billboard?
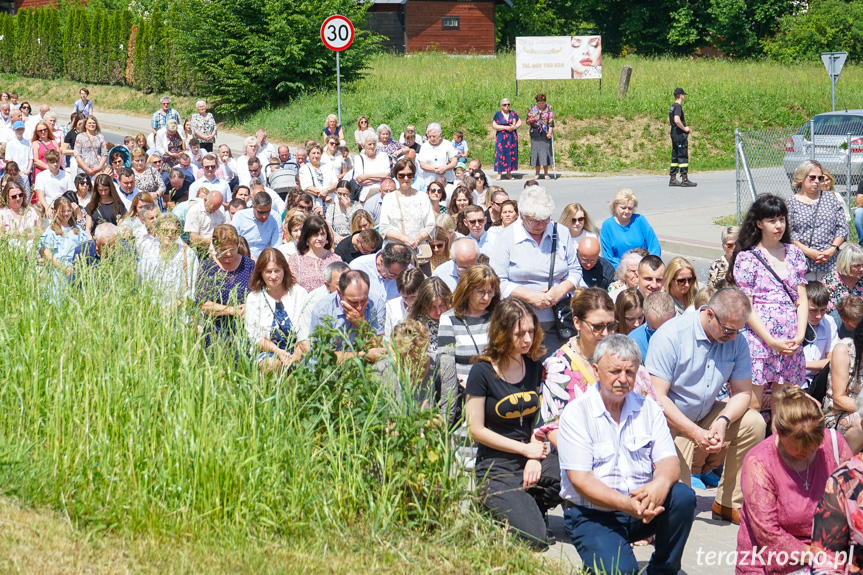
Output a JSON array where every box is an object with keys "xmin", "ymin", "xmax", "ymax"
[{"xmin": 515, "ymin": 36, "xmax": 602, "ymax": 80}]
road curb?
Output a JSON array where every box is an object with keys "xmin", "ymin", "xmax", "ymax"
[{"xmin": 659, "ymin": 238, "xmax": 723, "ymax": 261}]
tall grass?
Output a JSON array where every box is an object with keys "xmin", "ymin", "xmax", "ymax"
[
  {"xmin": 237, "ymin": 53, "xmax": 863, "ymax": 172},
  {"xmin": 0, "ymin": 239, "xmax": 551, "ymax": 571}
]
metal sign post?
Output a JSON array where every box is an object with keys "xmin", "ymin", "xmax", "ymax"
[
  {"xmin": 820, "ymin": 52, "xmax": 848, "ymax": 112},
  {"xmin": 321, "ymin": 15, "xmax": 355, "ymax": 126}
]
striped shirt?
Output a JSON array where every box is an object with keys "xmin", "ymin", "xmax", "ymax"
[
  {"xmin": 557, "ymin": 384, "xmax": 676, "ymax": 511},
  {"xmin": 437, "ymin": 310, "xmax": 491, "ymax": 382}
]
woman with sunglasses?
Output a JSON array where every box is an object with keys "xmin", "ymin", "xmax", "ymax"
[
  {"xmin": 18, "ymin": 102, "xmax": 33, "ymax": 136},
  {"xmin": 71, "ymin": 174, "xmax": 92, "ymax": 228},
  {"xmin": 786, "ymin": 159, "xmax": 848, "ymax": 281},
  {"xmin": 559, "ymin": 202, "xmax": 597, "ymax": 247},
  {"xmin": 540, "ymin": 288, "xmax": 657, "ymax": 448},
  {"xmin": 0, "ymin": 161, "xmax": 32, "ymax": 204},
  {"xmin": 130, "ymin": 147, "xmax": 166, "ymax": 201},
  {"xmin": 729, "ymin": 194, "xmax": 808, "ymax": 421},
  {"xmin": 0, "ymin": 181, "xmax": 40, "ymax": 240},
  {"xmin": 492, "ymin": 98, "xmax": 521, "ymax": 180},
  {"xmin": 30, "ymin": 121, "xmax": 58, "ymax": 182},
  {"xmin": 471, "ymin": 169, "xmax": 489, "ymax": 207},
  {"xmin": 379, "ymin": 158, "xmax": 436, "ymax": 271},
  {"xmin": 427, "ymin": 176, "xmax": 447, "ymax": 216},
  {"xmin": 663, "ymin": 256, "xmax": 699, "ymax": 315},
  {"xmin": 326, "ymin": 180, "xmax": 362, "ymax": 243},
  {"xmin": 354, "ymin": 116, "xmax": 375, "ymax": 153}
]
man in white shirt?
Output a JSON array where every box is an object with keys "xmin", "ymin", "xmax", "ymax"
[
  {"xmin": 184, "ymin": 190, "xmax": 227, "ymax": 250},
  {"xmin": 250, "ymin": 180, "xmax": 286, "ymax": 222},
  {"xmin": 417, "ymin": 122, "xmax": 458, "ymax": 187},
  {"xmin": 190, "ymin": 153, "xmax": 232, "ymax": 202},
  {"xmin": 116, "ymin": 168, "xmax": 141, "ymax": 210},
  {"xmin": 558, "ymin": 334, "xmax": 696, "ymax": 575},
  {"xmin": 4, "ymin": 121, "xmax": 33, "ymax": 180},
  {"xmin": 461, "ymin": 205, "xmax": 493, "ymax": 254},
  {"xmin": 34, "ymin": 149, "xmax": 71, "ymax": 214},
  {"xmin": 0, "ymin": 102, "xmax": 10, "ymax": 129}
]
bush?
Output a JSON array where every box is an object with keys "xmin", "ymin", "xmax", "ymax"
[{"xmin": 763, "ymin": 0, "xmax": 863, "ymax": 63}]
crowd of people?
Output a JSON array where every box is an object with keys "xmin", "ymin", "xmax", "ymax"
[{"xmin": 6, "ymin": 88, "xmax": 863, "ymax": 574}]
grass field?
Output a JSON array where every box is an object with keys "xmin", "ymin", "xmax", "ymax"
[
  {"xmin": 0, "ymin": 241, "xmax": 567, "ymax": 573},
  {"xmin": 5, "ymin": 53, "xmax": 862, "ymax": 174}
]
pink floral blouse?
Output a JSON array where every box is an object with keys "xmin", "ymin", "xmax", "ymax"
[
  {"xmin": 812, "ymin": 452, "xmax": 863, "ymax": 574},
  {"xmin": 287, "ymin": 251, "xmax": 343, "ymax": 293}
]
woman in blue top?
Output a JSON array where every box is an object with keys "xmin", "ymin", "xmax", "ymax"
[
  {"xmin": 599, "ymin": 188, "xmax": 661, "ymax": 268},
  {"xmin": 322, "ymin": 114, "xmax": 345, "ymax": 144},
  {"xmin": 39, "ymin": 196, "xmax": 88, "ymax": 299}
]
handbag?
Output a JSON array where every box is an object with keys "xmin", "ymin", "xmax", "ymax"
[
  {"xmin": 549, "ymin": 224, "xmax": 576, "ymax": 340},
  {"xmin": 394, "ymin": 190, "xmax": 432, "ymax": 262}
]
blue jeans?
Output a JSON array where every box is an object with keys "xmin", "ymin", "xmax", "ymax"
[
  {"xmin": 854, "ymin": 207, "xmax": 863, "ymax": 244},
  {"xmin": 564, "ymin": 482, "xmax": 696, "ymax": 575}
]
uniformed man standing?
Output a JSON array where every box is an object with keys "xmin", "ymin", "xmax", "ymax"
[{"xmin": 669, "ymin": 88, "xmax": 696, "ymax": 187}]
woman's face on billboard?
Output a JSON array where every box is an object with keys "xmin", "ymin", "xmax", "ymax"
[{"xmin": 571, "ymin": 36, "xmax": 601, "ymax": 77}]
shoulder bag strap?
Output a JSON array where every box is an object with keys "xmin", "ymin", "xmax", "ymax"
[
  {"xmin": 748, "ymin": 249, "xmax": 796, "ymax": 304},
  {"xmin": 831, "ymin": 428, "xmax": 841, "ymax": 465},
  {"xmin": 548, "ymin": 224, "xmax": 558, "ymax": 290},
  {"xmin": 394, "ymin": 190, "xmax": 407, "ymax": 236},
  {"xmin": 457, "ymin": 316, "xmax": 481, "ymax": 355}
]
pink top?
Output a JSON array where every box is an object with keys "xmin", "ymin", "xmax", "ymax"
[
  {"xmin": 737, "ymin": 429, "xmax": 852, "ymax": 574},
  {"xmin": 287, "ymin": 251, "xmax": 343, "ymax": 293}
]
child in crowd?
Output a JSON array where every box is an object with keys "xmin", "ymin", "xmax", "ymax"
[
  {"xmin": 188, "ymin": 138, "xmax": 203, "ymax": 168},
  {"xmin": 804, "ymin": 281, "xmax": 839, "ymax": 386},
  {"xmin": 123, "ymin": 136, "xmax": 135, "ymax": 153},
  {"xmin": 451, "ymin": 130, "xmax": 468, "ymax": 161},
  {"xmin": 10, "ymin": 92, "xmax": 19, "ymax": 110},
  {"xmin": 837, "ymin": 295, "xmax": 863, "ymax": 340},
  {"xmin": 708, "ymin": 226, "xmax": 738, "ymax": 288}
]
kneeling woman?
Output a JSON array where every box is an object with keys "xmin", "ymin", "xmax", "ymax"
[
  {"xmin": 465, "ymin": 297, "xmax": 561, "ymax": 550},
  {"xmin": 245, "ymin": 247, "xmax": 311, "ymax": 372}
]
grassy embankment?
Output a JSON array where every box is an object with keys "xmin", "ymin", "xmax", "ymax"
[
  {"xmin": 0, "ymin": 241, "xmax": 571, "ymax": 573},
  {"xmin": 5, "ymin": 53, "xmax": 862, "ymax": 174}
]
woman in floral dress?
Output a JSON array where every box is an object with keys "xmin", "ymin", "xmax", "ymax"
[
  {"xmin": 527, "ymin": 93, "xmax": 554, "ymax": 179},
  {"xmin": 492, "ymin": 98, "xmax": 521, "ymax": 180},
  {"xmin": 729, "ymin": 194, "xmax": 809, "ymax": 420}
]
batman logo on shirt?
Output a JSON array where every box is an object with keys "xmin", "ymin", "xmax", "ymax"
[{"xmin": 495, "ymin": 391, "xmax": 539, "ymax": 420}]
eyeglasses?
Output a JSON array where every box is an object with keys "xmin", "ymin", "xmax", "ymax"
[
  {"xmin": 475, "ymin": 289, "xmax": 495, "ymax": 298},
  {"xmin": 255, "ymin": 209, "xmax": 271, "ymax": 216},
  {"xmin": 675, "ymin": 277, "xmax": 694, "ymax": 286},
  {"xmin": 571, "ymin": 216, "xmax": 585, "ymax": 224},
  {"xmin": 723, "ymin": 241, "xmax": 736, "ymax": 248},
  {"xmin": 710, "ymin": 311, "xmax": 741, "ymax": 336},
  {"xmin": 152, "ymin": 160, "xmax": 162, "ymax": 165},
  {"xmin": 580, "ymin": 319, "xmax": 618, "ymax": 334},
  {"xmin": 523, "ymin": 216, "xmax": 550, "ymax": 227},
  {"xmin": 502, "ymin": 104, "xmax": 511, "ymax": 107},
  {"xmin": 396, "ymin": 172, "xmax": 413, "ymax": 180},
  {"xmin": 428, "ymin": 187, "xmax": 442, "ymax": 194},
  {"xmin": 807, "ymin": 175, "xmax": 826, "ymax": 182},
  {"xmin": 467, "ymin": 218, "xmax": 486, "ymax": 226},
  {"xmin": 203, "ymin": 165, "xmax": 216, "ymax": 170},
  {"xmin": 21, "ymin": 106, "xmax": 30, "ymax": 110}
]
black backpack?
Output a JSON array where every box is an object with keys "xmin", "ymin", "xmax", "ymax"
[{"xmin": 806, "ymin": 363, "xmax": 830, "ymax": 405}]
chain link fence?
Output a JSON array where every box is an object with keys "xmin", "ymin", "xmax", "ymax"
[{"xmin": 735, "ymin": 116, "xmax": 863, "ymax": 222}]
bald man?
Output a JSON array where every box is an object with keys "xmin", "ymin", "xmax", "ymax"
[
  {"xmin": 184, "ymin": 189, "xmax": 227, "ymax": 250},
  {"xmin": 578, "ymin": 237, "xmax": 615, "ymax": 289}
]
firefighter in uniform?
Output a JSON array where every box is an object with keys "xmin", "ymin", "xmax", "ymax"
[{"xmin": 669, "ymin": 87, "xmax": 696, "ymax": 187}]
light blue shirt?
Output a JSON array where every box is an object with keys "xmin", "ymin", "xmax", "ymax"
[
  {"xmin": 350, "ymin": 253, "xmax": 399, "ymax": 301},
  {"xmin": 309, "ymin": 290, "xmax": 385, "ymax": 349},
  {"xmin": 364, "ymin": 193, "xmax": 383, "ymax": 224},
  {"xmin": 628, "ymin": 322, "xmax": 651, "ymax": 363},
  {"xmin": 645, "ymin": 309, "xmax": 752, "ymax": 422},
  {"xmin": 231, "ymin": 208, "xmax": 282, "ymax": 259},
  {"xmin": 432, "ymin": 259, "xmax": 460, "ymax": 292},
  {"xmin": 489, "ymin": 220, "xmax": 582, "ymax": 322},
  {"xmin": 189, "ymin": 176, "xmax": 231, "ymax": 202}
]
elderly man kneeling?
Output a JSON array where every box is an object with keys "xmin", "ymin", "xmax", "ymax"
[{"xmin": 558, "ymin": 334, "xmax": 696, "ymax": 575}]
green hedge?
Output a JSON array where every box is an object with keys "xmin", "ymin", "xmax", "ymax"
[{"xmin": 0, "ymin": 6, "xmax": 199, "ymax": 95}]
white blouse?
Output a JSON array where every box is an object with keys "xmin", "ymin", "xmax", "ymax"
[
  {"xmin": 244, "ymin": 286, "xmax": 312, "ymax": 353},
  {"xmin": 137, "ymin": 241, "xmax": 200, "ymax": 303},
  {"xmin": 378, "ymin": 190, "xmax": 435, "ymax": 243}
]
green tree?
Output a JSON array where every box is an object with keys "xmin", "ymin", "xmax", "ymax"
[
  {"xmin": 763, "ymin": 0, "xmax": 863, "ymax": 63},
  {"xmin": 171, "ymin": 0, "xmax": 380, "ymax": 118}
]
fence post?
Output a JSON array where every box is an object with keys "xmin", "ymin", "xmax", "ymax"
[
  {"xmin": 736, "ymin": 135, "xmax": 758, "ymax": 206},
  {"xmin": 735, "ymin": 129, "xmax": 741, "ymax": 223},
  {"xmin": 809, "ymin": 119, "xmax": 815, "ymax": 159},
  {"xmin": 848, "ymin": 132, "xmax": 853, "ymax": 210}
]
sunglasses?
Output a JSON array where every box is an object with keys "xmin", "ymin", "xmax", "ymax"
[
  {"xmin": 571, "ymin": 216, "xmax": 585, "ymax": 224},
  {"xmin": 8, "ymin": 193, "xmax": 23, "ymax": 200},
  {"xmin": 428, "ymin": 187, "xmax": 442, "ymax": 194},
  {"xmin": 580, "ymin": 319, "xmax": 618, "ymax": 335},
  {"xmin": 396, "ymin": 172, "xmax": 414, "ymax": 180},
  {"xmin": 467, "ymin": 218, "xmax": 486, "ymax": 226},
  {"xmin": 675, "ymin": 277, "xmax": 694, "ymax": 287},
  {"xmin": 430, "ymin": 242, "xmax": 446, "ymax": 249},
  {"xmin": 296, "ymin": 204, "xmax": 312, "ymax": 212},
  {"xmin": 807, "ymin": 175, "xmax": 826, "ymax": 182}
]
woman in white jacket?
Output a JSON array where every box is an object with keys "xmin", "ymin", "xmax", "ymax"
[{"xmin": 245, "ymin": 247, "xmax": 312, "ymax": 372}]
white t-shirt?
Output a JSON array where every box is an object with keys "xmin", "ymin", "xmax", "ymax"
[
  {"xmin": 34, "ymin": 169, "xmax": 72, "ymax": 205},
  {"xmin": 352, "ymin": 152, "xmax": 391, "ymax": 202},
  {"xmin": 417, "ymin": 140, "xmax": 457, "ymax": 187},
  {"xmin": 4, "ymin": 137, "xmax": 33, "ymax": 172},
  {"xmin": 298, "ymin": 163, "xmax": 335, "ymax": 208},
  {"xmin": 804, "ymin": 315, "xmax": 840, "ymax": 378}
]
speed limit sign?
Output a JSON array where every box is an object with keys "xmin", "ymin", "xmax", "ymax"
[{"xmin": 321, "ymin": 15, "xmax": 354, "ymax": 52}]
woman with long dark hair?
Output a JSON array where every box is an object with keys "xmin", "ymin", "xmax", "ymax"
[
  {"xmin": 286, "ymin": 214, "xmax": 342, "ymax": 293},
  {"xmin": 86, "ymin": 174, "xmax": 127, "ymax": 235},
  {"xmin": 465, "ymin": 297, "xmax": 560, "ymax": 550},
  {"xmin": 728, "ymin": 194, "xmax": 808, "ymax": 419}
]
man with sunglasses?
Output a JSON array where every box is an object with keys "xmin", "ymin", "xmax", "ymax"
[
  {"xmin": 190, "ymin": 154, "xmax": 231, "ymax": 203},
  {"xmin": 484, "ymin": 189, "xmax": 508, "ymax": 230},
  {"xmin": 646, "ymin": 287, "xmax": 766, "ymax": 525},
  {"xmin": 231, "ymin": 192, "xmax": 281, "ymax": 259},
  {"xmin": 461, "ymin": 205, "xmax": 492, "ymax": 254}
]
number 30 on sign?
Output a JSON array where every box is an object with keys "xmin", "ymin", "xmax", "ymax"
[{"xmin": 320, "ymin": 15, "xmax": 354, "ymax": 52}]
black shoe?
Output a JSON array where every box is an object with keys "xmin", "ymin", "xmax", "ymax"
[
  {"xmin": 681, "ymin": 175, "xmax": 697, "ymax": 187},
  {"xmin": 669, "ymin": 175, "xmax": 681, "ymax": 187}
]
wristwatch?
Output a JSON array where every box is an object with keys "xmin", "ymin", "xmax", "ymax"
[{"xmin": 717, "ymin": 415, "xmax": 731, "ymax": 426}]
